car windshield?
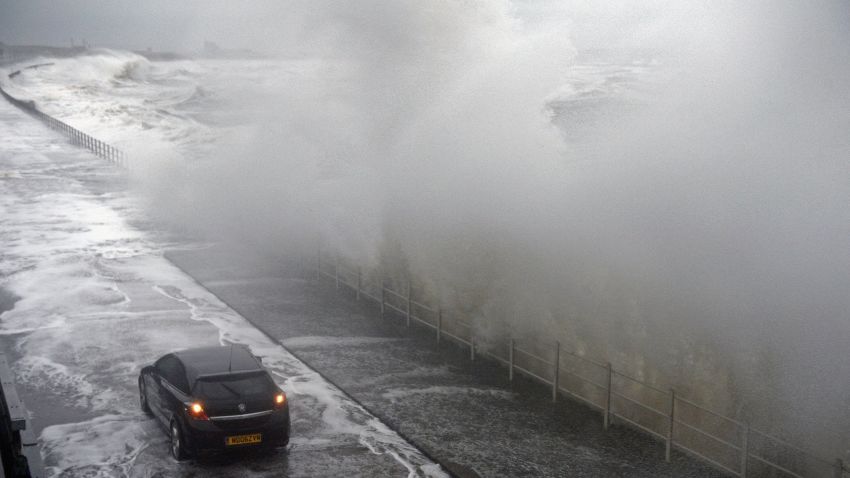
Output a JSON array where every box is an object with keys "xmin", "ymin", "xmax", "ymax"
[{"xmin": 193, "ymin": 372, "xmax": 274, "ymax": 400}]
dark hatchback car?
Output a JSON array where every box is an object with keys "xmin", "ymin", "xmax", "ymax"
[{"xmin": 139, "ymin": 345, "xmax": 290, "ymax": 460}]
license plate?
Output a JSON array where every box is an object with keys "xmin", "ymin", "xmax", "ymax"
[{"xmin": 225, "ymin": 433, "xmax": 262, "ymax": 446}]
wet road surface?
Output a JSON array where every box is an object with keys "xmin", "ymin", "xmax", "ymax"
[
  {"xmin": 0, "ymin": 95, "xmax": 722, "ymax": 477},
  {"xmin": 0, "ymin": 99, "xmax": 444, "ymax": 477},
  {"xmin": 166, "ymin": 245, "xmax": 726, "ymax": 478}
]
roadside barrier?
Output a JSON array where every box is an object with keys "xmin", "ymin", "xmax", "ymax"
[
  {"xmin": 1, "ymin": 64, "xmax": 127, "ymax": 168},
  {"xmin": 317, "ymin": 249, "xmax": 847, "ymax": 478},
  {"xmin": 0, "ymin": 354, "xmax": 43, "ymax": 478}
]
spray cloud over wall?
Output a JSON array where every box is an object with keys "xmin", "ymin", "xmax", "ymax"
[{"xmin": 138, "ymin": 0, "xmax": 850, "ymax": 456}]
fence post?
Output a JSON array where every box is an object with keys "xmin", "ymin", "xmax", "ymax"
[
  {"xmin": 380, "ymin": 280, "xmax": 385, "ymax": 317},
  {"xmin": 552, "ymin": 341, "xmax": 560, "ymax": 402},
  {"xmin": 666, "ymin": 389, "xmax": 676, "ymax": 462},
  {"xmin": 741, "ymin": 423, "xmax": 749, "ymax": 477},
  {"xmin": 406, "ymin": 281, "xmax": 412, "ymax": 327},
  {"xmin": 604, "ymin": 363, "xmax": 613, "ymax": 429},
  {"xmin": 835, "ymin": 459, "xmax": 844, "ymax": 478},
  {"xmin": 335, "ymin": 256, "xmax": 340, "ymax": 289},
  {"xmin": 436, "ymin": 308, "xmax": 442, "ymax": 344},
  {"xmin": 356, "ymin": 267, "xmax": 361, "ymax": 300},
  {"xmin": 509, "ymin": 338, "xmax": 515, "ymax": 382},
  {"xmin": 470, "ymin": 335, "xmax": 475, "ymax": 361}
]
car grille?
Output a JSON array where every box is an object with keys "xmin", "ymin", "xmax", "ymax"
[
  {"xmin": 211, "ymin": 413, "xmax": 272, "ymax": 431},
  {"xmin": 207, "ymin": 397, "xmax": 270, "ymax": 415}
]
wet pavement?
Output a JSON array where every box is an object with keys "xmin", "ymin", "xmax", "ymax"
[
  {"xmin": 0, "ymin": 99, "xmax": 444, "ymax": 477},
  {"xmin": 165, "ymin": 234, "xmax": 726, "ymax": 477},
  {"xmin": 0, "ymin": 95, "xmax": 723, "ymax": 477}
]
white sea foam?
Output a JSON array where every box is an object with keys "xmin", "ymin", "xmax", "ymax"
[
  {"xmin": 0, "ymin": 99, "xmax": 445, "ymax": 477},
  {"xmin": 14, "ymin": 355, "xmax": 98, "ymax": 409},
  {"xmin": 40, "ymin": 414, "xmax": 156, "ymax": 478}
]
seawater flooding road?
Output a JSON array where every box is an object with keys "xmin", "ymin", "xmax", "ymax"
[
  {"xmin": 167, "ymin": 246, "xmax": 723, "ymax": 477},
  {"xmin": 0, "ymin": 100, "xmax": 445, "ymax": 476}
]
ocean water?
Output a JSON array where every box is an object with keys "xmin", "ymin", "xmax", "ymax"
[{"xmin": 1, "ymin": 50, "xmax": 658, "ymax": 165}]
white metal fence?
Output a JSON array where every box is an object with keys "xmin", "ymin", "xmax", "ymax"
[
  {"xmin": 1, "ymin": 65, "xmax": 128, "ymax": 168},
  {"xmin": 316, "ymin": 249, "xmax": 847, "ymax": 478}
]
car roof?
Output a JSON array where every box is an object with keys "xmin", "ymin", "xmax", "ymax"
[{"xmin": 172, "ymin": 345, "xmax": 262, "ymax": 385}]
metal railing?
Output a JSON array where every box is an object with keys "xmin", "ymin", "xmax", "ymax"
[
  {"xmin": 0, "ymin": 354, "xmax": 43, "ymax": 477},
  {"xmin": 316, "ymin": 249, "xmax": 847, "ymax": 478},
  {"xmin": 1, "ymin": 65, "xmax": 127, "ymax": 168}
]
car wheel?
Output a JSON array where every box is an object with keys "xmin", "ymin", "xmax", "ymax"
[
  {"xmin": 139, "ymin": 379, "xmax": 152, "ymax": 415},
  {"xmin": 170, "ymin": 420, "xmax": 188, "ymax": 461}
]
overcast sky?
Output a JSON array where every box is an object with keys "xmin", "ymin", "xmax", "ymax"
[
  {"xmin": 0, "ymin": 0, "xmax": 697, "ymax": 55},
  {"xmin": 4, "ymin": 1, "xmax": 847, "ymax": 57},
  {"xmin": 0, "ymin": 0, "xmax": 284, "ymax": 52}
]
